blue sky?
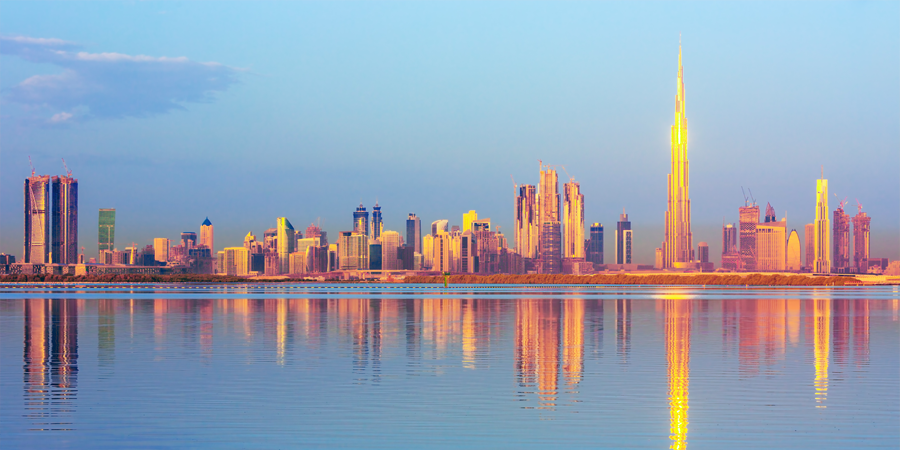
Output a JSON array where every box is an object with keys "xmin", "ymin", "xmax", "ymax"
[{"xmin": 2, "ymin": 1, "xmax": 898, "ymax": 263}]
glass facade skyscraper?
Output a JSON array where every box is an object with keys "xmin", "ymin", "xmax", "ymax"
[
  {"xmin": 353, "ymin": 204, "xmax": 369, "ymax": 237},
  {"xmin": 98, "ymin": 208, "xmax": 116, "ymax": 253},
  {"xmin": 588, "ymin": 223, "xmax": 603, "ymax": 265},
  {"xmin": 24, "ymin": 175, "xmax": 51, "ymax": 263},
  {"xmin": 406, "ymin": 213, "xmax": 421, "ymax": 254},
  {"xmin": 51, "ymin": 175, "xmax": 78, "ymax": 265},
  {"xmin": 371, "ymin": 203, "xmax": 383, "ymax": 240}
]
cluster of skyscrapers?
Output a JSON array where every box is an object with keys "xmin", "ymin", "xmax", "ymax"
[{"xmin": 4, "ymin": 45, "xmax": 887, "ymax": 278}]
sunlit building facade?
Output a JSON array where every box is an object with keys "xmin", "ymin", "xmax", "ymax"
[
  {"xmin": 223, "ymin": 247, "xmax": 250, "ymax": 276},
  {"xmin": 786, "ymin": 230, "xmax": 802, "ymax": 272},
  {"xmin": 200, "ymin": 217, "xmax": 214, "ymax": 254},
  {"xmin": 353, "ymin": 204, "xmax": 369, "ymax": 237},
  {"xmin": 406, "ymin": 213, "xmax": 421, "ymax": 254},
  {"xmin": 739, "ymin": 205, "xmax": 759, "ymax": 271},
  {"xmin": 462, "ymin": 210, "xmax": 478, "ymax": 233},
  {"xmin": 153, "ymin": 238, "xmax": 170, "ymax": 263},
  {"xmin": 813, "ymin": 178, "xmax": 830, "ymax": 273},
  {"xmin": 538, "ymin": 164, "xmax": 561, "ymax": 273},
  {"xmin": 721, "ymin": 223, "xmax": 739, "ymax": 270},
  {"xmin": 24, "ymin": 175, "xmax": 51, "ymax": 263},
  {"xmin": 852, "ymin": 210, "xmax": 870, "ymax": 273},
  {"xmin": 615, "ymin": 212, "xmax": 632, "ymax": 265},
  {"xmin": 663, "ymin": 45, "xmax": 693, "ymax": 269},
  {"xmin": 381, "ymin": 230, "xmax": 402, "ymax": 270},
  {"xmin": 515, "ymin": 184, "xmax": 539, "ymax": 259},
  {"xmin": 431, "ymin": 219, "xmax": 448, "ymax": 236},
  {"xmin": 832, "ymin": 206, "xmax": 850, "ymax": 270},
  {"xmin": 51, "ymin": 175, "xmax": 78, "ymax": 265},
  {"xmin": 804, "ymin": 223, "xmax": 815, "ymax": 270},
  {"xmin": 563, "ymin": 181, "xmax": 584, "ymax": 259},
  {"xmin": 276, "ymin": 217, "xmax": 295, "ymax": 274}
]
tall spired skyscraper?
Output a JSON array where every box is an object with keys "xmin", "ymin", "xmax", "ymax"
[
  {"xmin": 664, "ymin": 44, "xmax": 693, "ymax": 268},
  {"xmin": 813, "ymin": 175, "xmax": 830, "ymax": 274}
]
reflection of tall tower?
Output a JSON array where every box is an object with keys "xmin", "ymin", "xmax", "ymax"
[
  {"xmin": 562, "ymin": 299, "xmax": 584, "ymax": 390},
  {"xmin": 515, "ymin": 300, "xmax": 560, "ymax": 409},
  {"xmin": 664, "ymin": 44, "xmax": 693, "ymax": 269},
  {"xmin": 98, "ymin": 300, "xmax": 115, "ymax": 370},
  {"xmin": 665, "ymin": 299, "xmax": 691, "ymax": 450},
  {"xmin": 615, "ymin": 299, "xmax": 631, "ymax": 362},
  {"xmin": 813, "ymin": 299, "xmax": 830, "ymax": 407},
  {"xmin": 24, "ymin": 299, "xmax": 79, "ymax": 430},
  {"xmin": 852, "ymin": 300, "xmax": 869, "ymax": 367}
]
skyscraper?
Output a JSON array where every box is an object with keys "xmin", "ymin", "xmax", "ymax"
[
  {"xmin": 381, "ymin": 230, "xmax": 402, "ymax": 270},
  {"xmin": 276, "ymin": 217, "xmax": 295, "ymax": 274},
  {"xmin": 616, "ymin": 212, "xmax": 632, "ymax": 265},
  {"xmin": 431, "ymin": 219, "xmax": 449, "ymax": 236},
  {"xmin": 371, "ymin": 202, "xmax": 383, "ymax": 240},
  {"xmin": 664, "ymin": 44, "xmax": 693, "ymax": 269},
  {"xmin": 154, "ymin": 238, "xmax": 170, "ymax": 263},
  {"xmin": 406, "ymin": 213, "xmax": 422, "ymax": 254},
  {"xmin": 786, "ymin": 230, "xmax": 802, "ymax": 272},
  {"xmin": 200, "ymin": 217, "xmax": 214, "ymax": 253},
  {"xmin": 563, "ymin": 180, "xmax": 584, "ymax": 259},
  {"xmin": 697, "ymin": 242, "xmax": 709, "ymax": 263},
  {"xmin": 51, "ymin": 175, "xmax": 78, "ymax": 265},
  {"xmin": 538, "ymin": 163, "xmax": 562, "ymax": 273},
  {"xmin": 804, "ymin": 223, "xmax": 815, "ymax": 270},
  {"xmin": 588, "ymin": 223, "xmax": 604, "ymax": 265},
  {"xmin": 852, "ymin": 208, "xmax": 870, "ymax": 273},
  {"xmin": 181, "ymin": 232, "xmax": 197, "ymax": 249},
  {"xmin": 353, "ymin": 204, "xmax": 369, "ymax": 236},
  {"xmin": 832, "ymin": 205, "xmax": 850, "ymax": 270},
  {"xmin": 813, "ymin": 176, "xmax": 830, "ymax": 273},
  {"xmin": 515, "ymin": 184, "xmax": 539, "ymax": 259},
  {"xmin": 223, "ymin": 247, "xmax": 250, "ymax": 276},
  {"xmin": 756, "ymin": 204, "xmax": 786, "ymax": 271},
  {"xmin": 721, "ymin": 223, "xmax": 739, "ymax": 270},
  {"xmin": 24, "ymin": 175, "xmax": 51, "ymax": 263},
  {"xmin": 462, "ymin": 210, "xmax": 478, "ymax": 233},
  {"xmin": 98, "ymin": 208, "xmax": 116, "ymax": 254},
  {"xmin": 739, "ymin": 204, "xmax": 759, "ymax": 271}
]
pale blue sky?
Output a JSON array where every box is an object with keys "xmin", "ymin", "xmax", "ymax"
[{"xmin": 2, "ymin": 1, "xmax": 898, "ymax": 263}]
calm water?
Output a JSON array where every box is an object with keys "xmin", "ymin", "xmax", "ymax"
[{"xmin": 1, "ymin": 284, "xmax": 898, "ymax": 449}]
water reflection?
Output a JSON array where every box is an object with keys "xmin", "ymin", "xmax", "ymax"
[{"xmin": 14, "ymin": 295, "xmax": 890, "ymax": 441}]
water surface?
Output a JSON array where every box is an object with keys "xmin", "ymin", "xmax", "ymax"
[{"xmin": 1, "ymin": 284, "xmax": 898, "ymax": 449}]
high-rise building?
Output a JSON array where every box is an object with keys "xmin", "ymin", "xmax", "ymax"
[
  {"xmin": 697, "ymin": 242, "xmax": 709, "ymax": 263},
  {"xmin": 422, "ymin": 234, "xmax": 434, "ymax": 269},
  {"xmin": 368, "ymin": 240, "xmax": 382, "ymax": 270},
  {"xmin": 563, "ymin": 181, "xmax": 584, "ymax": 259},
  {"xmin": 721, "ymin": 223, "xmax": 739, "ymax": 270},
  {"xmin": 181, "ymin": 232, "xmax": 197, "ymax": 249},
  {"xmin": 153, "ymin": 238, "xmax": 170, "ymax": 263},
  {"xmin": 51, "ymin": 175, "xmax": 77, "ymax": 265},
  {"xmin": 786, "ymin": 230, "xmax": 802, "ymax": 272},
  {"xmin": 338, "ymin": 231, "xmax": 368, "ymax": 270},
  {"xmin": 515, "ymin": 184, "xmax": 539, "ymax": 259},
  {"xmin": 664, "ymin": 44, "xmax": 693, "ymax": 269},
  {"xmin": 276, "ymin": 217, "xmax": 295, "ymax": 274},
  {"xmin": 832, "ymin": 205, "xmax": 850, "ymax": 270},
  {"xmin": 381, "ymin": 230, "xmax": 402, "ymax": 270},
  {"xmin": 616, "ymin": 212, "xmax": 632, "ymax": 265},
  {"xmin": 200, "ymin": 217, "xmax": 214, "ymax": 254},
  {"xmin": 305, "ymin": 224, "xmax": 327, "ymax": 246},
  {"xmin": 756, "ymin": 204, "xmax": 786, "ymax": 272},
  {"xmin": 223, "ymin": 247, "xmax": 250, "ymax": 276},
  {"xmin": 587, "ymin": 223, "xmax": 604, "ymax": 265},
  {"xmin": 24, "ymin": 175, "xmax": 51, "ymax": 264},
  {"xmin": 538, "ymin": 163, "xmax": 562, "ymax": 273},
  {"xmin": 371, "ymin": 202, "xmax": 383, "ymax": 240},
  {"xmin": 353, "ymin": 204, "xmax": 369, "ymax": 236},
  {"xmin": 813, "ymin": 176, "xmax": 830, "ymax": 273},
  {"xmin": 406, "ymin": 213, "xmax": 422, "ymax": 254},
  {"xmin": 462, "ymin": 210, "xmax": 478, "ymax": 233},
  {"xmin": 431, "ymin": 219, "xmax": 449, "ymax": 236},
  {"xmin": 98, "ymin": 208, "xmax": 116, "ymax": 254},
  {"xmin": 852, "ymin": 208, "xmax": 870, "ymax": 273},
  {"xmin": 804, "ymin": 223, "xmax": 815, "ymax": 270},
  {"xmin": 459, "ymin": 230, "xmax": 477, "ymax": 273},
  {"xmin": 472, "ymin": 219, "xmax": 491, "ymax": 232},
  {"xmin": 431, "ymin": 232, "xmax": 451, "ymax": 273},
  {"xmin": 739, "ymin": 204, "xmax": 759, "ymax": 271}
]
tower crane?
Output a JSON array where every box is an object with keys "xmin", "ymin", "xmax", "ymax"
[
  {"xmin": 855, "ymin": 199, "xmax": 863, "ymax": 214},
  {"xmin": 28, "ymin": 156, "xmax": 35, "ymax": 177},
  {"xmin": 510, "ymin": 175, "xmax": 517, "ymax": 195},
  {"xmin": 62, "ymin": 158, "xmax": 72, "ymax": 178}
]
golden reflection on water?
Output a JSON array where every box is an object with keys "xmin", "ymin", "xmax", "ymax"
[
  {"xmin": 664, "ymin": 298, "xmax": 691, "ymax": 450},
  {"xmin": 15, "ymin": 296, "xmax": 888, "ymax": 436}
]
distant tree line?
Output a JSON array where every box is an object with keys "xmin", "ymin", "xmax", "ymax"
[
  {"xmin": 0, "ymin": 274, "xmax": 301, "ymax": 283},
  {"xmin": 404, "ymin": 273, "xmax": 857, "ymax": 286}
]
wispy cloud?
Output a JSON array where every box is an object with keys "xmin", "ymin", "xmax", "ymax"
[{"xmin": 1, "ymin": 35, "xmax": 240, "ymax": 124}]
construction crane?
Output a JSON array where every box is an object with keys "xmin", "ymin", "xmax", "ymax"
[
  {"xmin": 62, "ymin": 158, "xmax": 72, "ymax": 178},
  {"xmin": 856, "ymin": 199, "xmax": 863, "ymax": 214},
  {"xmin": 741, "ymin": 187, "xmax": 756, "ymax": 207},
  {"xmin": 834, "ymin": 193, "xmax": 848, "ymax": 210},
  {"xmin": 510, "ymin": 175, "xmax": 517, "ymax": 195},
  {"xmin": 28, "ymin": 156, "xmax": 35, "ymax": 177},
  {"xmin": 561, "ymin": 165, "xmax": 574, "ymax": 182}
]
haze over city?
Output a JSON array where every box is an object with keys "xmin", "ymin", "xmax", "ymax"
[{"xmin": 2, "ymin": 1, "xmax": 897, "ymax": 264}]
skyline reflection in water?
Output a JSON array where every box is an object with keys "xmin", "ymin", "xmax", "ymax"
[{"xmin": 2, "ymin": 289, "xmax": 898, "ymax": 449}]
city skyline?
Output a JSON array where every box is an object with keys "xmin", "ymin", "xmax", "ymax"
[{"xmin": 1, "ymin": 2, "xmax": 898, "ymax": 263}]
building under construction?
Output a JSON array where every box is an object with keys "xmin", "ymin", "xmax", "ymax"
[
  {"xmin": 852, "ymin": 203, "xmax": 871, "ymax": 273},
  {"xmin": 832, "ymin": 203, "xmax": 850, "ymax": 271}
]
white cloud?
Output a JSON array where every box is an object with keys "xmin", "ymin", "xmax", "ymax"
[{"xmin": 1, "ymin": 35, "xmax": 240, "ymax": 123}]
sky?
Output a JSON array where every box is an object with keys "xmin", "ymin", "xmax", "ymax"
[{"xmin": 1, "ymin": 1, "xmax": 898, "ymax": 264}]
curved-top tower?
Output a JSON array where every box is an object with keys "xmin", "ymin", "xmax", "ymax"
[{"xmin": 664, "ymin": 44, "xmax": 693, "ymax": 268}]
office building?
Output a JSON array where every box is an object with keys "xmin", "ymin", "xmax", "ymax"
[
  {"xmin": 756, "ymin": 204, "xmax": 786, "ymax": 271},
  {"xmin": 721, "ymin": 223, "xmax": 739, "ymax": 270},
  {"xmin": 459, "ymin": 230, "xmax": 477, "ymax": 273},
  {"xmin": 813, "ymin": 176, "xmax": 830, "ymax": 273},
  {"xmin": 786, "ymin": 230, "xmax": 802, "ymax": 272},
  {"xmin": 423, "ymin": 234, "xmax": 434, "ymax": 269},
  {"xmin": 697, "ymin": 242, "xmax": 709, "ymax": 263},
  {"xmin": 371, "ymin": 202, "xmax": 383, "ymax": 240},
  {"xmin": 24, "ymin": 174, "xmax": 51, "ymax": 264},
  {"xmin": 353, "ymin": 204, "xmax": 369, "ymax": 236},
  {"xmin": 51, "ymin": 174, "xmax": 78, "ymax": 265},
  {"xmin": 338, "ymin": 231, "xmax": 369, "ymax": 271},
  {"xmin": 431, "ymin": 219, "xmax": 449, "ymax": 236},
  {"xmin": 563, "ymin": 180, "xmax": 584, "ymax": 259},
  {"xmin": 538, "ymin": 163, "xmax": 562, "ymax": 273},
  {"xmin": 276, "ymin": 217, "xmax": 295, "ymax": 274},
  {"xmin": 406, "ymin": 213, "xmax": 422, "ymax": 254},
  {"xmin": 381, "ymin": 230, "xmax": 402, "ymax": 270},
  {"xmin": 663, "ymin": 44, "xmax": 693, "ymax": 269},
  {"xmin": 431, "ymin": 232, "xmax": 451, "ymax": 273},
  {"xmin": 200, "ymin": 217, "xmax": 214, "ymax": 254},
  {"xmin": 804, "ymin": 223, "xmax": 815, "ymax": 270},
  {"xmin": 98, "ymin": 208, "xmax": 116, "ymax": 254},
  {"xmin": 515, "ymin": 184, "xmax": 539, "ymax": 259},
  {"xmin": 587, "ymin": 223, "xmax": 604, "ymax": 265},
  {"xmin": 616, "ymin": 212, "xmax": 632, "ymax": 265},
  {"xmin": 462, "ymin": 210, "xmax": 478, "ymax": 233},
  {"xmin": 223, "ymin": 247, "xmax": 250, "ymax": 276},
  {"xmin": 181, "ymin": 232, "xmax": 197, "ymax": 249},
  {"xmin": 739, "ymin": 204, "xmax": 759, "ymax": 271},
  {"xmin": 832, "ymin": 205, "xmax": 850, "ymax": 270},
  {"xmin": 852, "ymin": 208, "xmax": 870, "ymax": 273},
  {"xmin": 154, "ymin": 238, "xmax": 170, "ymax": 263}
]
